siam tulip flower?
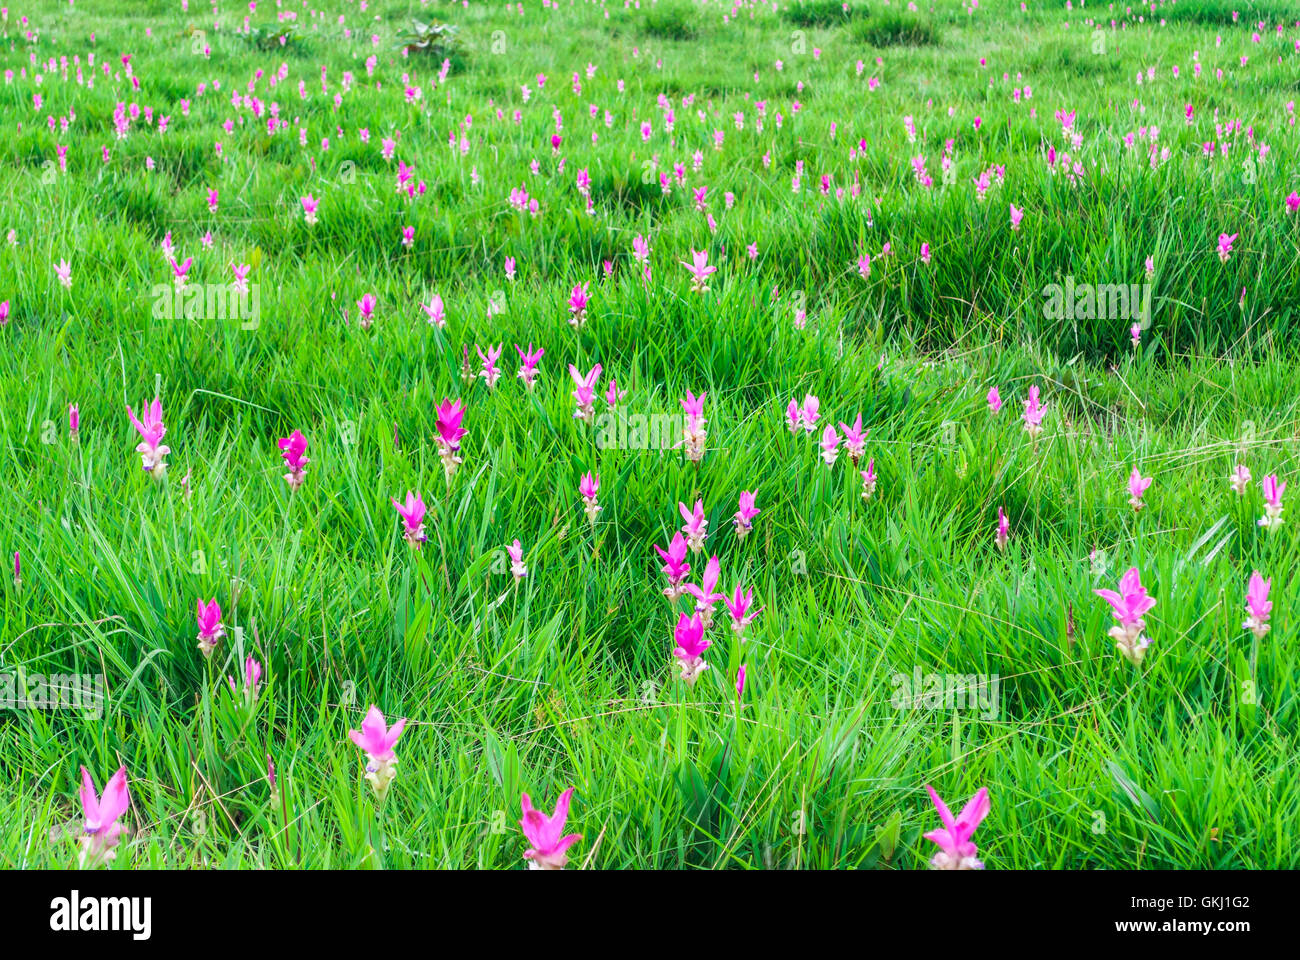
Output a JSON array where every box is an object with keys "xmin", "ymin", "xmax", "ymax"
[
  {"xmin": 477, "ymin": 343, "xmax": 503, "ymax": 389},
  {"xmin": 12, "ymin": 550, "xmax": 19, "ymax": 591},
  {"xmin": 724, "ymin": 582, "xmax": 762, "ymax": 638},
  {"xmin": 55, "ymin": 258, "xmax": 73, "ymax": 290},
  {"xmin": 170, "ymin": 256, "xmax": 192, "ymax": 287},
  {"xmin": 422, "ymin": 293, "xmax": 446, "ymax": 328},
  {"xmin": 679, "ymin": 499, "xmax": 709, "ymax": 553},
  {"xmin": 226, "ymin": 655, "xmax": 263, "ymax": 704},
  {"xmin": 1009, "ymin": 203, "xmax": 1024, "ymax": 231},
  {"xmin": 1229, "ymin": 463, "xmax": 1252, "ymax": 495},
  {"xmin": 856, "ymin": 253, "xmax": 871, "ymax": 280},
  {"xmin": 0, "ymin": 300, "xmax": 9, "ymax": 327},
  {"xmin": 987, "ymin": 386, "xmax": 1002, "ymax": 414},
  {"xmin": 392, "ymin": 490, "xmax": 428, "ymax": 547},
  {"xmin": 654, "ymin": 532, "xmax": 692, "ymax": 600},
  {"xmin": 839, "ymin": 413, "xmax": 866, "ymax": 465},
  {"xmin": 733, "ymin": 491, "xmax": 760, "ymax": 538},
  {"xmin": 126, "ymin": 396, "xmax": 170, "ymax": 476},
  {"xmin": 800, "ymin": 394, "xmax": 821, "ymax": 433},
  {"xmin": 1286, "ymin": 192, "xmax": 1300, "ymax": 215},
  {"xmin": 681, "ymin": 249, "xmax": 717, "ymax": 292},
  {"xmin": 579, "ymin": 471, "xmax": 601, "ymax": 524},
  {"xmin": 69, "ymin": 403, "xmax": 80, "ymax": 440},
  {"xmin": 1216, "ymin": 232, "xmax": 1237, "ymax": 263},
  {"xmin": 567, "ymin": 282, "xmax": 590, "ymax": 328},
  {"xmin": 569, "ymin": 363, "xmax": 603, "ymax": 424},
  {"xmin": 860, "ymin": 458, "xmax": 878, "ymax": 499},
  {"xmin": 196, "ymin": 597, "xmax": 225, "ymax": 658},
  {"xmin": 920, "ymin": 242, "xmax": 932, "ymax": 265},
  {"xmin": 785, "ymin": 399, "xmax": 802, "ymax": 433},
  {"xmin": 78, "ymin": 765, "xmax": 130, "ymax": 868},
  {"xmin": 819, "ymin": 424, "xmax": 840, "ymax": 466},
  {"xmin": 230, "ymin": 263, "xmax": 251, "ymax": 294},
  {"xmin": 1022, "ymin": 384, "xmax": 1045, "ymax": 439},
  {"xmin": 1145, "ymin": 255, "xmax": 1155, "ymax": 280},
  {"xmin": 923, "ymin": 785, "xmax": 990, "ymax": 871},
  {"xmin": 435, "ymin": 399, "xmax": 467, "ymax": 481},
  {"xmin": 301, "ymin": 193, "xmax": 319, "ymax": 224},
  {"xmin": 681, "ymin": 390, "xmax": 707, "ymax": 463},
  {"xmin": 505, "ymin": 257, "xmax": 517, "ymax": 282},
  {"xmin": 683, "ymin": 554, "xmax": 726, "ymax": 628},
  {"xmin": 519, "ymin": 788, "xmax": 582, "ymax": 870},
  {"xmin": 1095, "ymin": 567, "xmax": 1157, "ymax": 666},
  {"xmin": 506, "ymin": 539, "xmax": 527, "ymax": 581},
  {"xmin": 356, "ymin": 293, "xmax": 376, "ymax": 329},
  {"xmin": 736, "ymin": 663, "xmax": 747, "ymax": 700},
  {"xmin": 515, "ymin": 343, "xmax": 544, "ymax": 390},
  {"xmin": 995, "ymin": 506, "xmax": 1009, "ymax": 551},
  {"xmin": 1130, "ymin": 323, "xmax": 1142, "ymax": 348},
  {"xmin": 401, "ymin": 226, "xmax": 414, "ymax": 248},
  {"xmin": 348, "ymin": 705, "xmax": 407, "ymax": 801},
  {"xmin": 1242, "ymin": 571, "xmax": 1271, "ymax": 640},
  {"xmin": 1258, "ymin": 473, "xmax": 1285, "ymax": 530},
  {"xmin": 671, "ymin": 612, "xmax": 711, "ymax": 686},
  {"xmin": 1127, "ymin": 466, "xmax": 1153, "ymax": 511},
  {"xmin": 277, "ymin": 430, "xmax": 309, "ymax": 490},
  {"xmin": 604, "ymin": 378, "xmax": 626, "ymax": 408}
]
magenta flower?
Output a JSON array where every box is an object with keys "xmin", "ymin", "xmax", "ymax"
[
  {"xmin": 477, "ymin": 343, "xmax": 503, "ymax": 389},
  {"xmin": 0, "ymin": 299, "xmax": 9, "ymax": 326},
  {"xmin": 69, "ymin": 403, "xmax": 79, "ymax": 439},
  {"xmin": 839, "ymin": 413, "xmax": 866, "ymax": 465},
  {"xmin": 679, "ymin": 498, "xmax": 709, "ymax": 553},
  {"xmin": 987, "ymin": 386, "xmax": 1002, "ymax": 414},
  {"xmin": 11, "ymin": 550, "xmax": 18, "ymax": 590},
  {"xmin": 579, "ymin": 471, "xmax": 601, "ymax": 524},
  {"xmin": 277, "ymin": 430, "xmax": 309, "ymax": 490},
  {"xmin": 569, "ymin": 363, "xmax": 603, "ymax": 424},
  {"xmin": 683, "ymin": 554, "xmax": 726, "ymax": 627},
  {"xmin": 785, "ymin": 398, "xmax": 802, "ymax": 434},
  {"xmin": 819, "ymin": 424, "xmax": 840, "ymax": 466},
  {"xmin": 1022, "ymin": 384, "xmax": 1045, "ymax": 439},
  {"xmin": 515, "ymin": 343, "xmax": 545, "ymax": 390},
  {"xmin": 196, "ymin": 597, "xmax": 225, "ymax": 658},
  {"xmin": 1258, "ymin": 473, "xmax": 1285, "ymax": 530},
  {"xmin": 1287, "ymin": 191, "xmax": 1300, "ymax": 214},
  {"xmin": 733, "ymin": 491, "xmax": 760, "ymax": 538},
  {"xmin": 507, "ymin": 539, "xmax": 527, "ymax": 581},
  {"xmin": 356, "ymin": 293, "xmax": 376, "ymax": 329},
  {"xmin": 654, "ymin": 532, "xmax": 692, "ymax": 599},
  {"xmin": 78, "ymin": 765, "xmax": 131, "ymax": 868},
  {"xmin": 1095, "ymin": 567, "xmax": 1157, "ymax": 665},
  {"xmin": 681, "ymin": 390, "xmax": 707, "ymax": 463},
  {"xmin": 681, "ymin": 248, "xmax": 717, "ymax": 292},
  {"xmin": 1243, "ymin": 571, "xmax": 1272, "ymax": 639},
  {"xmin": 169, "ymin": 256, "xmax": 192, "ymax": 287},
  {"xmin": 996, "ymin": 506, "xmax": 1009, "ymax": 551},
  {"xmin": 860, "ymin": 457, "xmax": 878, "ymax": 500},
  {"xmin": 227, "ymin": 655, "xmax": 263, "ymax": 703},
  {"xmin": 800, "ymin": 394, "xmax": 821, "ymax": 433},
  {"xmin": 126, "ymin": 396, "xmax": 171, "ymax": 476},
  {"xmin": 392, "ymin": 491, "xmax": 428, "ymax": 547},
  {"xmin": 348, "ymin": 705, "xmax": 407, "ymax": 800},
  {"xmin": 724, "ymin": 582, "xmax": 762, "ymax": 638},
  {"xmin": 672, "ymin": 612, "xmax": 711, "ymax": 685},
  {"xmin": 1009, "ymin": 203, "xmax": 1024, "ymax": 231},
  {"xmin": 923, "ymin": 785, "xmax": 990, "ymax": 870},
  {"xmin": 300, "ymin": 193, "xmax": 319, "ymax": 224},
  {"xmin": 519, "ymin": 788, "xmax": 582, "ymax": 870},
  {"xmin": 567, "ymin": 282, "xmax": 590, "ymax": 328},
  {"xmin": 435, "ymin": 399, "xmax": 467, "ymax": 480},
  {"xmin": 1229, "ymin": 463, "xmax": 1252, "ymax": 495},
  {"xmin": 422, "ymin": 293, "xmax": 446, "ymax": 328},
  {"xmin": 1217, "ymin": 232, "xmax": 1238, "ymax": 263},
  {"xmin": 736, "ymin": 663, "xmax": 747, "ymax": 700},
  {"xmin": 1127, "ymin": 466, "xmax": 1153, "ymax": 511}
]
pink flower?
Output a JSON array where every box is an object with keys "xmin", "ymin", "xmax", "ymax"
[
  {"xmin": 506, "ymin": 539, "xmax": 527, "ymax": 581},
  {"xmin": 69, "ymin": 403, "xmax": 80, "ymax": 438},
  {"xmin": 1022, "ymin": 384, "xmax": 1045, "ymax": 438},
  {"xmin": 392, "ymin": 491, "xmax": 428, "ymax": 547},
  {"xmin": 356, "ymin": 293, "xmax": 376, "ymax": 328},
  {"xmin": 126, "ymin": 396, "xmax": 171, "ymax": 475},
  {"xmin": 1127, "ymin": 466, "xmax": 1153, "ymax": 511},
  {"xmin": 519, "ymin": 788, "xmax": 582, "ymax": 870},
  {"xmin": 300, "ymin": 193, "xmax": 319, "ymax": 224},
  {"xmin": 785, "ymin": 398, "xmax": 802, "ymax": 433},
  {"xmin": 923, "ymin": 785, "xmax": 989, "ymax": 870},
  {"xmin": 227, "ymin": 655, "xmax": 263, "ymax": 702},
  {"xmin": 477, "ymin": 343, "xmax": 503, "ymax": 389},
  {"xmin": 1095, "ymin": 567, "xmax": 1157, "ymax": 665},
  {"xmin": 435, "ymin": 399, "xmax": 467, "ymax": 480},
  {"xmin": 78, "ymin": 765, "xmax": 131, "ymax": 867},
  {"xmin": 422, "ymin": 293, "xmax": 446, "ymax": 328},
  {"xmin": 681, "ymin": 249, "xmax": 717, "ymax": 292},
  {"xmin": 0, "ymin": 300, "xmax": 9, "ymax": 326},
  {"xmin": 196, "ymin": 597, "xmax": 225, "ymax": 658},
  {"xmin": 1287, "ymin": 191, "xmax": 1300, "ymax": 214},
  {"xmin": 671, "ymin": 612, "xmax": 711, "ymax": 685},
  {"xmin": 277, "ymin": 430, "xmax": 309, "ymax": 490},
  {"xmin": 986, "ymin": 386, "xmax": 1002, "ymax": 414},
  {"xmin": 839, "ymin": 413, "xmax": 866, "ymax": 465},
  {"xmin": 800, "ymin": 394, "xmax": 821, "ymax": 433},
  {"xmin": 1009, "ymin": 203, "xmax": 1024, "ymax": 231},
  {"xmin": 569, "ymin": 363, "xmax": 603, "ymax": 424},
  {"xmin": 724, "ymin": 582, "xmax": 762, "ymax": 637},
  {"xmin": 1216, "ymin": 232, "xmax": 1238, "ymax": 263},
  {"xmin": 819, "ymin": 424, "xmax": 840, "ymax": 466},
  {"xmin": 683, "ymin": 554, "xmax": 726, "ymax": 627},
  {"xmin": 654, "ymin": 532, "xmax": 691, "ymax": 599},
  {"xmin": 1229, "ymin": 463, "xmax": 1252, "ymax": 495},
  {"xmin": 1258, "ymin": 473, "xmax": 1286, "ymax": 530},
  {"xmin": 996, "ymin": 506, "xmax": 1009, "ymax": 550},
  {"xmin": 579, "ymin": 471, "xmax": 601, "ymax": 524},
  {"xmin": 860, "ymin": 457, "xmax": 878, "ymax": 499},
  {"xmin": 920, "ymin": 242, "xmax": 932, "ymax": 265},
  {"xmin": 348, "ymin": 705, "xmax": 407, "ymax": 799},
  {"xmin": 1243, "ymin": 571, "xmax": 1271, "ymax": 639},
  {"xmin": 679, "ymin": 498, "xmax": 708, "ymax": 552},
  {"xmin": 567, "ymin": 282, "xmax": 590, "ymax": 328},
  {"xmin": 681, "ymin": 390, "xmax": 707, "ymax": 463},
  {"xmin": 736, "ymin": 663, "xmax": 747, "ymax": 700},
  {"xmin": 515, "ymin": 343, "xmax": 544, "ymax": 389},
  {"xmin": 733, "ymin": 491, "xmax": 760, "ymax": 537}
]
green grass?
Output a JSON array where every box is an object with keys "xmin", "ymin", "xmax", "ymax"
[{"xmin": 0, "ymin": 0, "xmax": 1299, "ymax": 870}]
